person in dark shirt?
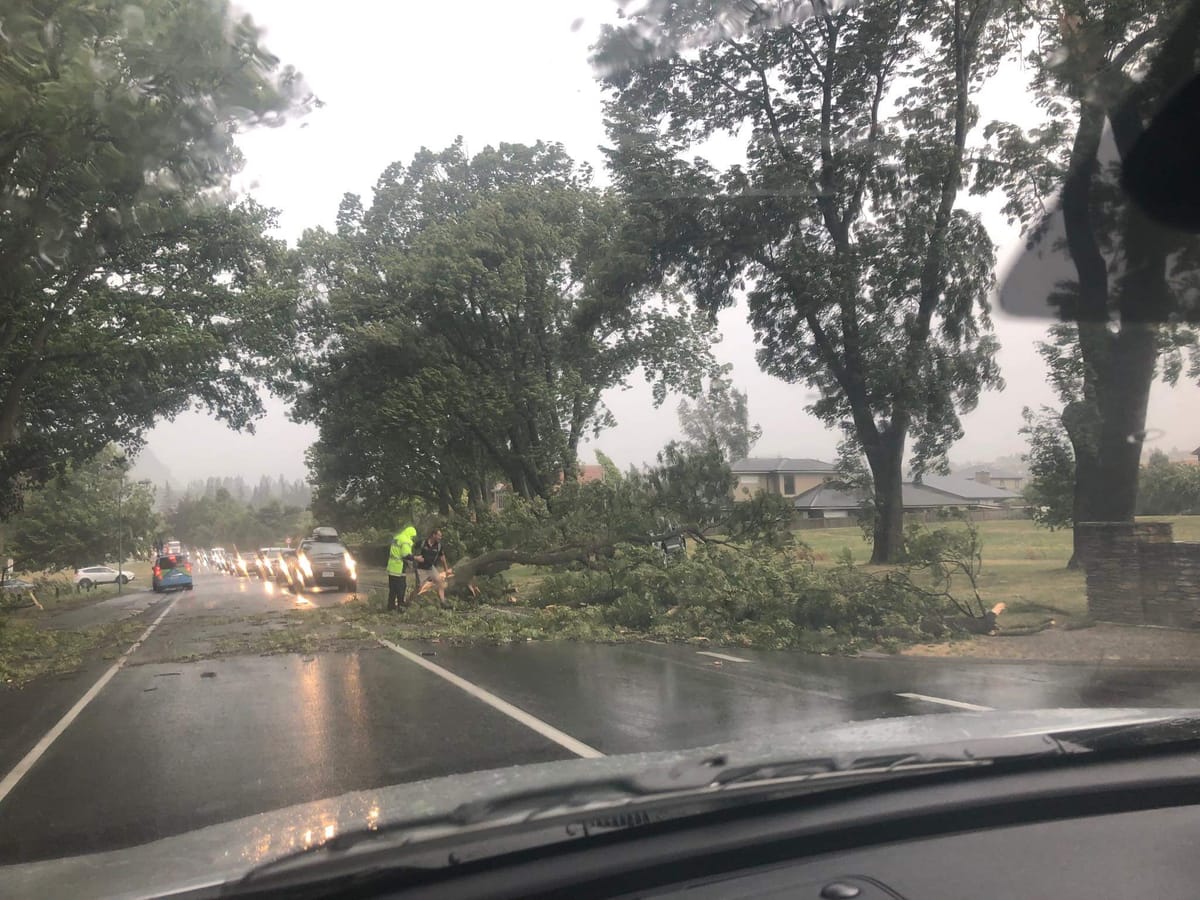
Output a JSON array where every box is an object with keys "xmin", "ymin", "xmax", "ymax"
[{"xmin": 415, "ymin": 528, "xmax": 448, "ymax": 598}]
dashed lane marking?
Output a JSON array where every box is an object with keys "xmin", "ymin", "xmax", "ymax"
[
  {"xmin": 896, "ymin": 691, "xmax": 994, "ymax": 712},
  {"xmin": 0, "ymin": 596, "xmax": 180, "ymax": 807},
  {"xmin": 696, "ymin": 651, "xmax": 751, "ymax": 663},
  {"xmin": 350, "ymin": 624, "xmax": 604, "ymax": 759}
]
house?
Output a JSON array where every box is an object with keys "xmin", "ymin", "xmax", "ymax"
[
  {"xmin": 577, "ymin": 464, "xmax": 606, "ymax": 484},
  {"xmin": 919, "ymin": 473, "xmax": 1023, "ymax": 505},
  {"xmin": 966, "ymin": 469, "xmax": 1026, "ymax": 492},
  {"xmin": 792, "ymin": 477, "xmax": 1021, "ymax": 519},
  {"xmin": 792, "ymin": 482, "xmax": 990, "ymax": 518},
  {"xmin": 731, "ymin": 457, "xmax": 836, "ymax": 500}
]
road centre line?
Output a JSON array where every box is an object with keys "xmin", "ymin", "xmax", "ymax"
[
  {"xmin": 896, "ymin": 691, "xmax": 994, "ymax": 712},
  {"xmin": 0, "ymin": 596, "xmax": 179, "ymax": 807},
  {"xmin": 351, "ymin": 624, "xmax": 604, "ymax": 759},
  {"xmin": 696, "ymin": 651, "xmax": 750, "ymax": 663}
]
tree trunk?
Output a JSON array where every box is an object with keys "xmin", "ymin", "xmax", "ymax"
[
  {"xmin": 1089, "ymin": 329, "xmax": 1157, "ymax": 522},
  {"xmin": 866, "ymin": 430, "xmax": 906, "ymax": 564}
]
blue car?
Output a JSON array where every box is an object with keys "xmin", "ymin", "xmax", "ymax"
[{"xmin": 152, "ymin": 554, "xmax": 193, "ymax": 593}]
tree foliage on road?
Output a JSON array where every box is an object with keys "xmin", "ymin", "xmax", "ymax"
[
  {"xmin": 978, "ymin": 0, "xmax": 1200, "ymax": 532},
  {"xmin": 0, "ymin": 0, "xmax": 313, "ymax": 518},
  {"xmin": 676, "ymin": 366, "xmax": 762, "ymax": 462},
  {"xmin": 285, "ymin": 140, "xmax": 715, "ymax": 516},
  {"xmin": 7, "ymin": 446, "xmax": 158, "ymax": 571},
  {"xmin": 594, "ymin": 0, "xmax": 1008, "ymax": 562}
]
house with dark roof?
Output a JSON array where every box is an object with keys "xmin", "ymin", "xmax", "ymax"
[
  {"xmin": 792, "ymin": 477, "xmax": 1021, "ymax": 519},
  {"xmin": 918, "ymin": 474, "xmax": 1022, "ymax": 504},
  {"xmin": 965, "ymin": 469, "xmax": 1026, "ymax": 492},
  {"xmin": 730, "ymin": 457, "xmax": 836, "ymax": 501}
]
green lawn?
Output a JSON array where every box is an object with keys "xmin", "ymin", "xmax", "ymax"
[{"xmin": 797, "ymin": 516, "xmax": 1200, "ymax": 626}]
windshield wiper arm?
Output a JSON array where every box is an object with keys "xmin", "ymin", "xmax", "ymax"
[{"xmin": 238, "ymin": 739, "xmax": 1067, "ymax": 889}]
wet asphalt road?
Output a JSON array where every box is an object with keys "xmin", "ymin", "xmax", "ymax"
[{"xmin": 3, "ymin": 570, "xmax": 1200, "ymax": 865}]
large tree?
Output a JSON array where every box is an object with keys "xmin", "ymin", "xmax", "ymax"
[
  {"xmin": 595, "ymin": 0, "xmax": 1008, "ymax": 562},
  {"xmin": 979, "ymin": 0, "xmax": 1200, "ymax": 532},
  {"xmin": 287, "ymin": 140, "xmax": 715, "ymax": 515},
  {"xmin": 676, "ymin": 365, "xmax": 762, "ymax": 462},
  {"xmin": 8, "ymin": 446, "xmax": 159, "ymax": 571},
  {"xmin": 0, "ymin": 0, "xmax": 313, "ymax": 517}
]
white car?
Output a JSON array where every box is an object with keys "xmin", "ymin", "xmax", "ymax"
[{"xmin": 74, "ymin": 566, "xmax": 136, "ymax": 588}]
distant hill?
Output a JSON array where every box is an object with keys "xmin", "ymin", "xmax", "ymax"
[{"xmin": 129, "ymin": 447, "xmax": 174, "ymax": 486}]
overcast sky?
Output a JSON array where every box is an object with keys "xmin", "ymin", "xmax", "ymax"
[{"xmin": 141, "ymin": 0, "xmax": 1200, "ymax": 484}]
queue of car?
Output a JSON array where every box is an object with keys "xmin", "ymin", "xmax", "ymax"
[
  {"xmin": 59, "ymin": 530, "xmax": 359, "ymax": 597},
  {"xmin": 201, "ymin": 528, "xmax": 358, "ymax": 595}
]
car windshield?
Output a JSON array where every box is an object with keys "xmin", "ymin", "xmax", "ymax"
[
  {"xmin": 2, "ymin": 0, "xmax": 1200, "ymax": 888},
  {"xmin": 303, "ymin": 542, "xmax": 345, "ymax": 556}
]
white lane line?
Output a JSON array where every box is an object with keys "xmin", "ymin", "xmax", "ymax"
[
  {"xmin": 896, "ymin": 691, "xmax": 994, "ymax": 712},
  {"xmin": 353, "ymin": 626, "xmax": 603, "ymax": 759},
  {"xmin": 0, "ymin": 596, "xmax": 179, "ymax": 806},
  {"xmin": 697, "ymin": 651, "xmax": 750, "ymax": 663}
]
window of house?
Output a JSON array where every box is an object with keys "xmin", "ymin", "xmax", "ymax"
[{"xmin": 783, "ymin": 474, "xmax": 796, "ymax": 494}]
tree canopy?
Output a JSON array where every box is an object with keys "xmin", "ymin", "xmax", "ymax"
[
  {"xmin": 7, "ymin": 445, "xmax": 158, "ymax": 571},
  {"xmin": 594, "ymin": 0, "xmax": 1009, "ymax": 561},
  {"xmin": 676, "ymin": 366, "xmax": 762, "ymax": 462},
  {"xmin": 166, "ymin": 489, "xmax": 311, "ymax": 550},
  {"xmin": 0, "ymin": 0, "xmax": 314, "ymax": 517},
  {"xmin": 285, "ymin": 140, "xmax": 715, "ymax": 516},
  {"xmin": 978, "ymin": 0, "xmax": 1200, "ymax": 529}
]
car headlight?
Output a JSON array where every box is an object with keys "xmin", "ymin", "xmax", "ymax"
[
  {"xmin": 343, "ymin": 551, "xmax": 356, "ymax": 575},
  {"xmin": 298, "ymin": 555, "xmax": 312, "ymax": 577}
]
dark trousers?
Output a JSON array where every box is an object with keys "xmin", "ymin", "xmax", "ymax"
[{"xmin": 387, "ymin": 574, "xmax": 407, "ymax": 610}]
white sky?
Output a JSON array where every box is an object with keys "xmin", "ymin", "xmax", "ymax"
[{"xmin": 141, "ymin": 0, "xmax": 1200, "ymax": 483}]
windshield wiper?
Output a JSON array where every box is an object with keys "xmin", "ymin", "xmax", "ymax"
[{"xmin": 234, "ymin": 735, "xmax": 1069, "ymax": 891}]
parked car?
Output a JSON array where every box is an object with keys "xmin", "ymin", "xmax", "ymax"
[
  {"xmin": 74, "ymin": 566, "xmax": 136, "ymax": 589},
  {"xmin": 152, "ymin": 554, "xmax": 193, "ymax": 593},
  {"xmin": 290, "ymin": 530, "xmax": 357, "ymax": 593}
]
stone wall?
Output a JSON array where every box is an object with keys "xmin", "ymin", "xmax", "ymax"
[{"xmin": 1078, "ymin": 522, "xmax": 1200, "ymax": 627}]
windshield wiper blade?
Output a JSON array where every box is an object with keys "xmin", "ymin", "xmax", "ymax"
[{"xmin": 237, "ymin": 741, "xmax": 1055, "ymax": 889}]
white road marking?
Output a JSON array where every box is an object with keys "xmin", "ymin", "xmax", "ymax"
[
  {"xmin": 354, "ymin": 625, "xmax": 604, "ymax": 759},
  {"xmin": 0, "ymin": 596, "xmax": 179, "ymax": 806},
  {"xmin": 697, "ymin": 651, "xmax": 750, "ymax": 663},
  {"xmin": 896, "ymin": 691, "xmax": 994, "ymax": 712}
]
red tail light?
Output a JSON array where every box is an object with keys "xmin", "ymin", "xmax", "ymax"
[
  {"xmin": 185, "ymin": 562, "xmax": 192, "ymax": 573},
  {"xmin": 153, "ymin": 566, "xmax": 161, "ymax": 577}
]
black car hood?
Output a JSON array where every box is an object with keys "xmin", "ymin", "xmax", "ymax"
[{"xmin": 0, "ymin": 708, "xmax": 1194, "ymax": 898}]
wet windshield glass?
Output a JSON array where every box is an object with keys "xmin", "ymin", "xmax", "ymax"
[{"xmin": 1, "ymin": 0, "xmax": 1199, "ymax": 885}]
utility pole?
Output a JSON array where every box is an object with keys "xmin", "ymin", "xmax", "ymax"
[
  {"xmin": 117, "ymin": 465, "xmax": 124, "ymax": 596},
  {"xmin": 111, "ymin": 448, "xmax": 128, "ymax": 596}
]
